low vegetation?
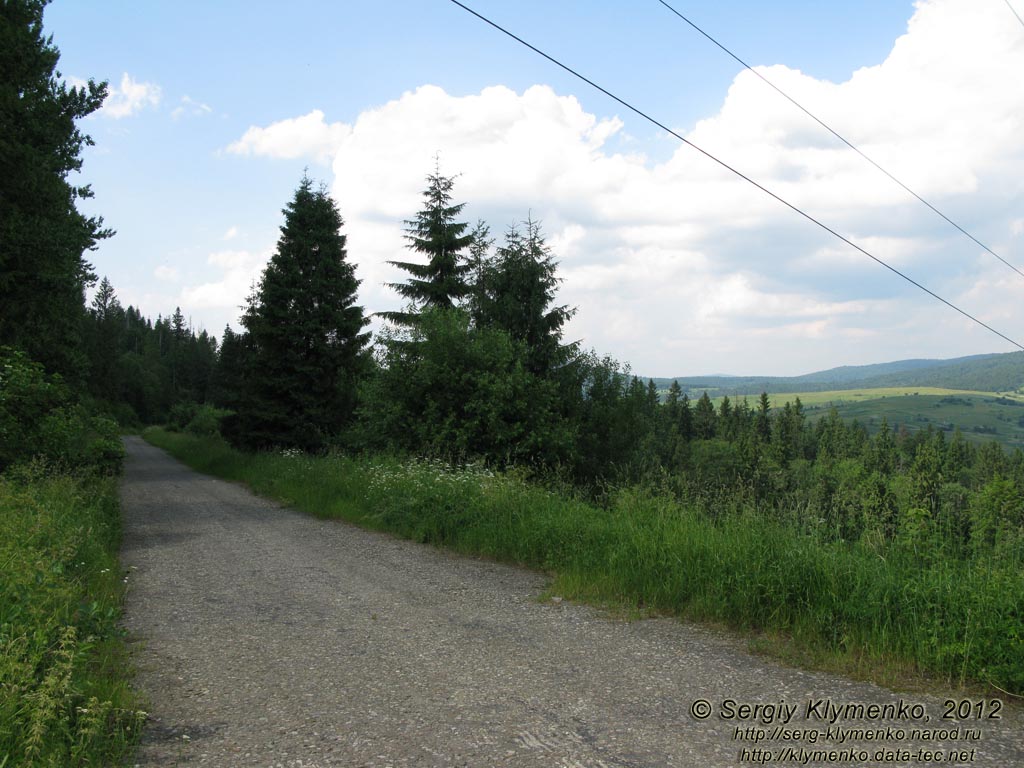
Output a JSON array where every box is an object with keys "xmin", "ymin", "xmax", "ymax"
[
  {"xmin": 1, "ymin": 351, "xmax": 142, "ymax": 767},
  {"xmin": 0, "ymin": 470, "xmax": 144, "ymax": 767},
  {"xmin": 146, "ymin": 428, "xmax": 1024, "ymax": 696}
]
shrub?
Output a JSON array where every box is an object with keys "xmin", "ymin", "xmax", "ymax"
[
  {"xmin": 0, "ymin": 349, "xmax": 125, "ymax": 476},
  {"xmin": 185, "ymin": 404, "xmax": 232, "ymax": 437}
]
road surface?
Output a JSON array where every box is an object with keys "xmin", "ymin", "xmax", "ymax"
[{"xmin": 120, "ymin": 436, "xmax": 1023, "ymax": 767}]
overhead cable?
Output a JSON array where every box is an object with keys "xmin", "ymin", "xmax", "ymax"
[
  {"xmin": 656, "ymin": 0, "xmax": 1024, "ymax": 282},
  {"xmin": 446, "ymin": 0, "xmax": 1024, "ymax": 352},
  {"xmin": 1004, "ymin": 0, "xmax": 1024, "ymax": 30}
]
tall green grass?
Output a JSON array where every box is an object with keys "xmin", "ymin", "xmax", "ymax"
[
  {"xmin": 0, "ymin": 467, "xmax": 144, "ymax": 767},
  {"xmin": 145, "ymin": 429, "xmax": 1023, "ymax": 694}
]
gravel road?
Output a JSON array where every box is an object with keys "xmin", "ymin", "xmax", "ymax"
[{"xmin": 120, "ymin": 436, "xmax": 1022, "ymax": 767}]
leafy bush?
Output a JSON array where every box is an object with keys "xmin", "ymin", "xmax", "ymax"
[
  {"xmin": 0, "ymin": 349, "xmax": 124, "ymax": 475},
  {"xmin": 166, "ymin": 401, "xmax": 200, "ymax": 432},
  {"xmin": 0, "ymin": 348, "xmax": 68, "ymax": 470},
  {"xmin": 185, "ymin": 404, "xmax": 232, "ymax": 437}
]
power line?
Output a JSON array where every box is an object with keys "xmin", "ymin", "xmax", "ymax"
[
  {"xmin": 656, "ymin": 0, "xmax": 1024, "ymax": 282},
  {"xmin": 446, "ymin": 0, "xmax": 1024, "ymax": 352},
  {"xmin": 1005, "ymin": 0, "xmax": 1024, "ymax": 30}
]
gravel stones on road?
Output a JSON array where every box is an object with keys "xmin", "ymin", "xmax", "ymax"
[{"xmin": 119, "ymin": 437, "xmax": 1023, "ymax": 767}]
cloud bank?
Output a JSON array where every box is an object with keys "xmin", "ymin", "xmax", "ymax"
[{"xmin": 217, "ymin": 0, "xmax": 1023, "ymax": 375}]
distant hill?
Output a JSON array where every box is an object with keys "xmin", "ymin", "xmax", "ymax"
[{"xmin": 650, "ymin": 351, "xmax": 1024, "ymax": 397}]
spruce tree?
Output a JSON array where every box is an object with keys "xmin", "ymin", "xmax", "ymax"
[
  {"xmin": 474, "ymin": 217, "xmax": 577, "ymax": 376},
  {"xmin": 85, "ymin": 276, "xmax": 124, "ymax": 401},
  {"xmin": 694, "ymin": 391, "xmax": 716, "ymax": 439},
  {"xmin": 678, "ymin": 392, "xmax": 693, "ymax": 442},
  {"xmin": 237, "ymin": 176, "xmax": 370, "ymax": 450},
  {"xmin": 465, "ymin": 219, "xmax": 493, "ymax": 328},
  {"xmin": 755, "ymin": 392, "xmax": 772, "ymax": 442},
  {"xmin": 380, "ymin": 165, "xmax": 473, "ymax": 327},
  {"xmin": 0, "ymin": 0, "xmax": 111, "ymax": 382}
]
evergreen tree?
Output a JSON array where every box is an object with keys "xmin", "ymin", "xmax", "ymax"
[
  {"xmin": 85, "ymin": 276, "xmax": 124, "ymax": 402},
  {"xmin": 755, "ymin": 392, "xmax": 771, "ymax": 442},
  {"xmin": 465, "ymin": 219, "xmax": 493, "ymax": 327},
  {"xmin": 210, "ymin": 325, "xmax": 250, "ymax": 410},
  {"xmin": 868, "ymin": 418, "xmax": 897, "ymax": 476},
  {"xmin": 678, "ymin": 392, "xmax": 693, "ymax": 442},
  {"xmin": 717, "ymin": 395, "xmax": 733, "ymax": 439},
  {"xmin": 0, "ymin": 0, "xmax": 111, "ymax": 382},
  {"xmin": 693, "ymin": 391, "xmax": 716, "ymax": 440},
  {"xmin": 380, "ymin": 165, "xmax": 473, "ymax": 327},
  {"xmin": 235, "ymin": 176, "xmax": 370, "ymax": 450},
  {"xmin": 476, "ymin": 217, "xmax": 577, "ymax": 376}
]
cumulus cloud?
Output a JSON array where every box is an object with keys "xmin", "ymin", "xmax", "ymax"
[
  {"xmin": 226, "ymin": 110, "xmax": 350, "ymax": 164},
  {"xmin": 223, "ymin": 0, "xmax": 1023, "ymax": 374},
  {"xmin": 180, "ymin": 249, "xmax": 269, "ymax": 311},
  {"xmin": 98, "ymin": 73, "xmax": 161, "ymax": 119}
]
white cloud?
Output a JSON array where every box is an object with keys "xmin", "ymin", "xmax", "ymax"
[
  {"xmin": 226, "ymin": 110, "xmax": 350, "ymax": 164},
  {"xmin": 222, "ymin": 226, "xmax": 239, "ymax": 241},
  {"xmin": 180, "ymin": 249, "xmax": 270, "ymax": 313},
  {"xmin": 99, "ymin": 73, "xmax": 161, "ymax": 119},
  {"xmin": 171, "ymin": 95, "xmax": 213, "ymax": 120},
  {"xmin": 154, "ymin": 265, "xmax": 178, "ymax": 282},
  {"xmin": 223, "ymin": 0, "xmax": 1023, "ymax": 374}
]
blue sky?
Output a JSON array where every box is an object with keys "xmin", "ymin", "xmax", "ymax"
[{"xmin": 45, "ymin": 0, "xmax": 1024, "ymax": 376}]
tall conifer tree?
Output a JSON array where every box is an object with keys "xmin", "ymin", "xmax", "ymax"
[
  {"xmin": 475, "ymin": 217, "xmax": 577, "ymax": 376},
  {"xmin": 380, "ymin": 164, "xmax": 473, "ymax": 327},
  {"xmin": 236, "ymin": 176, "xmax": 370, "ymax": 450},
  {"xmin": 0, "ymin": 0, "xmax": 111, "ymax": 381}
]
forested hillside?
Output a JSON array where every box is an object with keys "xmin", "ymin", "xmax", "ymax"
[{"xmin": 652, "ymin": 351, "xmax": 1023, "ymax": 398}]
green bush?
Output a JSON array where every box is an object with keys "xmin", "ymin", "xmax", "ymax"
[
  {"xmin": 0, "ymin": 348, "xmax": 68, "ymax": 471},
  {"xmin": 0, "ymin": 349, "xmax": 125, "ymax": 475},
  {"xmin": 185, "ymin": 404, "xmax": 232, "ymax": 437},
  {"xmin": 166, "ymin": 401, "xmax": 200, "ymax": 432}
]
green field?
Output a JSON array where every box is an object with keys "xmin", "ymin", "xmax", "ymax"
[{"xmin": 747, "ymin": 388, "xmax": 1024, "ymax": 449}]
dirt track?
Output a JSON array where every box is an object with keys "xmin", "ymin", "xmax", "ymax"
[{"xmin": 120, "ymin": 436, "xmax": 1023, "ymax": 767}]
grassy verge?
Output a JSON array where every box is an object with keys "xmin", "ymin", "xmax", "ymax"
[
  {"xmin": 0, "ymin": 466, "xmax": 144, "ymax": 767},
  {"xmin": 144, "ymin": 428, "xmax": 1023, "ymax": 696}
]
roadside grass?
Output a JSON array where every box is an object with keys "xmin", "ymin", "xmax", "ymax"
[
  {"xmin": 0, "ymin": 467, "xmax": 144, "ymax": 767},
  {"xmin": 144, "ymin": 428, "xmax": 1024, "ymax": 697}
]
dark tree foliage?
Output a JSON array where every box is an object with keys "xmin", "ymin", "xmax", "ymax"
[
  {"xmin": 464, "ymin": 219, "xmax": 493, "ymax": 328},
  {"xmin": 0, "ymin": 0, "xmax": 111, "ymax": 382},
  {"xmin": 473, "ymin": 218, "xmax": 577, "ymax": 377},
  {"xmin": 380, "ymin": 166, "xmax": 473, "ymax": 327},
  {"xmin": 83, "ymin": 276, "xmax": 124, "ymax": 402},
  {"xmin": 209, "ymin": 324, "xmax": 250, "ymax": 411},
  {"xmin": 77, "ymin": 278, "xmax": 222, "ymax": 425},
  {"xmin": 693, "ymin": 392, "xmax": 716, "ymax": 440},
  {"xmin": 357, "ymin": 308, "xmax": 572, "ymax": 465},
  {"xmin": 230, "ymin": 176, "xmax": 370, "ymax": 451}
]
